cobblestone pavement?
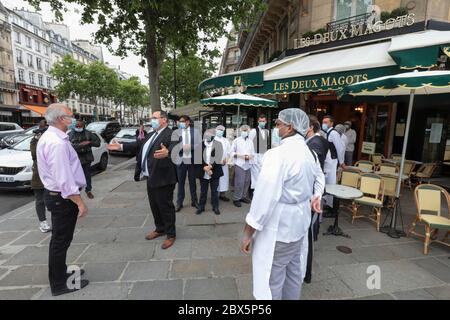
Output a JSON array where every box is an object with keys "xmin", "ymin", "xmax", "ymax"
[{"xmin": 0, "ymin": 166, "xmax": 448, "ymax": 300}]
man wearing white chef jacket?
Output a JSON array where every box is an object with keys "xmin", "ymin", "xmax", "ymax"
[
  {"xmin": 214, "ymin": 125, "xmax": 231, "ymax": 202},
  {"xmin": 241, "ymin": 108, "xmax": 325, "ymax": 300}
]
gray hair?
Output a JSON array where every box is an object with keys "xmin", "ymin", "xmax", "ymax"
[
  {"xmin": 45, "ymin": 103, "xmax": 70, "ymax": 125},
  {"xmin": 240, "ymin": 124, "xmax": 250, "ymax": 131},
  {"xmin": 335, "ymin": 124, "xmax": 346, "ymax": 135}
]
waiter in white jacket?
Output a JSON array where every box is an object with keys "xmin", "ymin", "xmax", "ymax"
[
  {"xmin": 321, "ymin": 115, "xmax": 345, "ymax": 215},
  {"xmin": 249, "ymin": 114, "xmax": 270, "ymax": 198},
  {"xmin": 214, "ymin": 125, "xmax": 231, "ymax": 202},
  {"xmin": 241, "ymin": 108, "xmax": 325, "ymax": 300}
]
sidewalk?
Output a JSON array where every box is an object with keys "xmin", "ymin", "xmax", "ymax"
[{"xmin": 0, "ymin": 165, "xmax": 448, "ymax": 300}]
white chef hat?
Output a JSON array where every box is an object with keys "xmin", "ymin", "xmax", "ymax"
[
  {"xmin": 216, "ymin": 125, "xmax": 225, "ymax": 131},
  {"xmin": 277, "ymin": 108, "xmax": 310, "ymax": 135}
]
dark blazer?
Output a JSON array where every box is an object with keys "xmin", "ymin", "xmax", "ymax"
[
  {"xmin": 173, "ymin": 126, "xmax": 202, "ymax": 164},
  {"xmin": 306, "ymin": 135, "xmax": 329, "ymax": 172},
  {"xmin": 195, "ymin": 140, "xmax": 224, "ymax": 180},
  {"xmin": 30, "ymin": 133, "xmax": 44, "ymax": 190},
  {"xmin": 123, "ymin": 126, "xmax": 177, "ymax": 188},
  {"xmin": 69, "ymin": 129, "xmax": 101, "ymax": 165}
]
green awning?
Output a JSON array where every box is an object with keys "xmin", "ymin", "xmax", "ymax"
[
  {"xmin": 388, "ymin": 45, "xmax": 442, "ymax": 70},
  {"xmin": 198, "ymin": 71, "xmax": 263, "ymax": 93},
  {"xmin": 246, "ymin": 66, "xmax": 400, "ymax": 95},
  {"xmin": 201, "ymin": 93, "xmax": 278, "ymax": 107}
]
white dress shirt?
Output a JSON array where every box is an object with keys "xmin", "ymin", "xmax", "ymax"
[
  {"xmin": 203, "ymin": 140, "xmax": 213, "ymax": 180},
  {"xmin": 231, "ymin": 136, "xmax": 255, "ymax": 171},
  {"xmin": 141, "ymin": 128, "xmax": 163, "ymax": 176}
]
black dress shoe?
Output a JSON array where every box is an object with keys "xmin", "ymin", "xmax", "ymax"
[
  {"xmin": 213, "ymin": 208, "xmax": 221, "ymax": 215},
  {"xmin": 196, "ymin": 208, "xmax": 204, "ymax": 215},
  {"xmin": 191, "ymin": 201, "xmax": 199, "ymax": 209},
  {"xmin": 51, "ymin": 279, "xmax": 89, "ymax": 296},
  {"xmin": 240, "ymin": 198, "xmax": 251, "ymax": 204},
  {"xmin": 233, "ymin": 200, "xmax": 242, "ymax": 207},
  {"xmin": 175, "ymin": 205, "xmax": 183, "ymax": 212},
  {"xmin": 219, "ymin": 195, "xmax": 230, "ymax": 202}
]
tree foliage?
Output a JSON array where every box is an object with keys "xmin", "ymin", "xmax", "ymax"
[{"xmin": 26, "ymin": 0, "xmax": 264, "ymax": 111}]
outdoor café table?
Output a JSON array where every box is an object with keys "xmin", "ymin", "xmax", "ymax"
[
  {"xmin": 346, "ymin": 166, "xmax": 373, "ymax": 173},
  {"xmin": 323, "ymin": 184, "xmax": 363, "ymax": 238},
  {"xmin": 382, "ymin": 158, "xmax": 423, "ymax": 166}
]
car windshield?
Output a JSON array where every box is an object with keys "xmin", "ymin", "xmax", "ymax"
[
  {"xmin": 12, "ymin": 136, "xmax": 32, "ymax": 151},
  {"xmin": 86, "ymin": 123, "xmax": 107, "ymax": 132},
  {"xmin": 116, "ymin": 129, "xmax": 136, "ymax": 139}
]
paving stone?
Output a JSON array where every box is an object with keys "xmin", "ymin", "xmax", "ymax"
[
  {"xmin": 39, "ymin": 283, "xmax": 132, "ymax": 300},
  {"xmin": 348, "ymin": 229, "xmax": 412, "ymax": 245},
  {"xmin": 74, "ymin": 216, "xmax": 117, "ymax": 230},
  {"xmin": 211, "ymin": 256, "xmax": 251, "ymax": 277},
  {"xmin": 2, "ymin": 244, "xmax": 88, "ymax": 266},
  {"xmin": 184, "ymin": 278, "xmax": 239, "ymax": 300},
  {"xmin": 0, "ymin": 245, "xmax": 25, "ymax": 265},
  {"xmin": 312, "ymin": 263, "xmax": 338, "ymax": 282},
  {"xmin": 315, "ymin": 234, "xmax": 363, "ymax": 250},
  {"xmin": 424, "ymin": 285, "xmax": 450, "ymax": 300},
  {"xmin": 301, "ymin": 277, "xmax": 355, "ymax": 300},
  {"xmin": 112, "ymin": 180, "xmax": 146, "ymax": 193},
  {"xmin": 72, "ymin": 228, "xmax": 119, "ymax": 244},
  {"xmin": 76, "ymin": 243, "xmax": 155, "ymax": 263},
  {"xmin": 8, "ymin": 231, "xmax": 51, "ymax": 246},
  {"xmin": 0, "ymin": 219, "xmax": 37, "ymax": 232},
  {"xmin": 214, "ymin": 212, "xmax": 246, "ymax": 224},
  {"xmin": 184, "ymin": 213, "xmax": 216, "ymax": 226},
  {"xmin": 153, "ymin": 240, "xmax": 192, "ymax": 260},
  {"xmin": 192, "ymin": 238, "xmax": 243, "ymax": 258},
  {"xmin": 213, "ymin": 223, "xmax": 244, "ymax": 239},
  {"xmin": 0, "ymin": 288, "xmax": 41, "ymax": 300},
  {"xmin": 170, "ymin": 259, "xmax": 212, "ymax": 279},
  {"xmin": 391, "ymin": 288, "xmax": 436, "ymax": 300},
  {"xmin": 333, "ymin": 260, "xmax": 444, "ymax": 297},
  {"xmin": 412, "ymin": 257, "xmax": 450, "ymax": 282},
  {"xmin": 107, "ymin": 215, "xmax": 147, "ymax": 228},
  {"xmin": 313, "ymin": 250, "xmax": 358, "ymax": 267},
  {"xmin": 435, "ymin": 256, "xmax": 450, "ymax": 267},
  {"xmin": 176, "ymin": 225, "xmax": 215, "ymax": 240},
  {"xmin": 0, "ymin": 231, "xmax": 24, "ymax": 247},
  {"xmin": 351, "ymin": 245, "xmax": 400, "ymax": 263},
  {"xmin": 128, "ymin": 280, "xmax": 183, "ymax": 300},
  {"xmin": 0, "ymin": 265, "xmax": 48, "ymax": 286},
  {"xmin": 82, "ymin": 262, "xmax": 128, "ymax": 282},
  {"xmin": 236, "ymin": 274, "xmax": 253, "ymax": 300},
  {"xmin": 352, "ymin": 293, "xmax": 395, "ymax": 300},
  {"xmin": 114, "ymin": 227, "xmax": 151, "ymax": 243},
  {"xmin": 120, "ymin": 261, "xmax": 170, "ymax": 281}
]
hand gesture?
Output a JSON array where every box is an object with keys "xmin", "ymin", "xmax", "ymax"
[
  {"xmin": 107, "ymin": 141, "xmax": 122, "ymax": 151},
  {"xmin": 311, "ymin": 196, "xmax": 322, "ymax": 213},
  {"xmin": 154, "ymin": 143, "xmax": 169, "ymax": 159}
]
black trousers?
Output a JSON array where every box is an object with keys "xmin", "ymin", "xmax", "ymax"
[
  {"xmin": 305, "ymin": 212, "xmax": 319, "ymax": 283},
  {"xmin": 147, "ymin": 183, "xmax": 176, "ymax": 238},
  {"xmin": 81, "ymin": 162, "xmax": 92, "ymax": 192},
  {"xmin": 44, "ymin": 190, "xmax": 78, "ymax": 291},
  {"xmin": 33, "ymin": 188, "xmax": 46, "ymax": 222},
  {"xmin": 199, "ymin": 177, "xmax": 220, "ymax": 210},
  {"xmin": 176, "ymin": 163, "xmax": 197, "ymax": 206}
]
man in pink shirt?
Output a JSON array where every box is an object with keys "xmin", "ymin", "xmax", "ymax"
[{"xmin": 37, "ymin": 103, "xmax": 89, "ymax": 296}]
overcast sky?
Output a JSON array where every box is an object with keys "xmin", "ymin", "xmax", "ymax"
[{"xmin": 3, "ymin": 0, "xmax": 228, "ymax": 84}]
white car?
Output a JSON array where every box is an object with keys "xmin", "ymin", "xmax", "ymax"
[{"xmin": 0, "ymin": 131, "xmax": 109, "ymax": 190}]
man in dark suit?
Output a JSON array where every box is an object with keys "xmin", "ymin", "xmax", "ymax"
[
  {"xmin": 174, "ymin": 115, "xmax": 202, "ymax": 212},
  {"xmin": 195, "ymin": 129, "xmax": 224, "ymax": 216},
  {"xmin": 107, "ymin": 111, "xmax": 178, "ymax": 249}
]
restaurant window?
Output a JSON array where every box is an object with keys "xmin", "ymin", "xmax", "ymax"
[
  {"xmin": 29, "ymin": 71, "xmax": 35, "ymax": 85},
  {"xmin": 16, "ymin": 49, "xmax": 23, "ymax": 64},
  {"xmin": 27, "ymin": 53, "xmax": 33, "ymax": 67},
  {"xmin": 38, "ymin": 74, "xmax": 44, "ymax": 87},
  {"xmin": 46, "ymin": 77, "xmax": 51, "ymax": 88},
  {"xmin": 334, "ymin": 0, "xmax": 373, "ymax": 21},
  {"xmin": 36, "ymin": 57, "xmax": 42, "ymax": 70}
]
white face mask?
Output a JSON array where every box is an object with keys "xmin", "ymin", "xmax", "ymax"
[{"xmin": 240, "ymin": 131, "xmax": 248, "ymax": 138}]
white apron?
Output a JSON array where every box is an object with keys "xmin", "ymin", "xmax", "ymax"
[
  {"xmin": 252, "ymin": 202, "xmax": 310, "ymax": 300},
  {"xmin": 218, "ymin": 164, "xmax": 229, "ymax": 192}
]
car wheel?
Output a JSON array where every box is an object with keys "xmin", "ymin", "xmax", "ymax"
[{"xmin": 98, "ymin": 153, "xmax": 108, "ymax": 171}]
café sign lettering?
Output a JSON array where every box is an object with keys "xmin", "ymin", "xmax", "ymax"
[
  {"xmin": 273, "ymin": 73, "xmax": 369, "ymax": 92},
  {"xmin": 295, "ymin": 13, "xmax": 415, "ymax": 49}
]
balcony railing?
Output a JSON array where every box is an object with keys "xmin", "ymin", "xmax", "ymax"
[
  {"xmin": 327, "ymin": 12, "xmax": 372, "ymax": 32},
  {"xmin": 0, "ymin": 80, "xmax": 18, "ymax": 91}
]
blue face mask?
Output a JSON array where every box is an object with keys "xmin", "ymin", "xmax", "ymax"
[
  {"xmin": 151, "ymin": 119, "xmax": 160, "ymax": 130},
  {"xmin": 179, "ymin": 122, "xmax": 186, "ymax": 129},
  {"xmin": 258, "ymin": 121, "xmax": 266, "ymax": 129},
  {"xmin": 322, "ymin": 123, "xmax": 329, "ymax": 132},
  {"xmin": 272, "ymin": 128, "xmax": 281, "ymax": 145},
  {"xmin": 241, "ymin": 131, "xmax": 248, "ymax": 139},
  {"xmin": 215, "ymin": 130, "xmax": 224, "ymax": 138},
  {"xmin": 74, "ymin": 127, "xmax": 83, "ymax": 133}
]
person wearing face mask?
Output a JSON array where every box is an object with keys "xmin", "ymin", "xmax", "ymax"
[
  {"xmin": 321, "ymin": 115, "xmax": 346, "ymax": 217},
  {"xmin": 343, "ymin": 121, "xmax": 356, "ymax": 166},
  {"xmin": 249, "ymin": 114, "xmax": 270, "ymax": 199},
  {"xmin": 68, "ymin": 119, "xmax": 101, "ymax": 199},
  {"xmin": 36, "ymin": 104, "xmax": 90, "ymax": 296},
  {"xmin": 241, "ymin": 108, "xmax": 325, "ymax": 300},
  {"xmin": 195, "ymin": 129, "xmax": 224, "ymax": 215},
  {"xmin": 231, "ymin": 125, "xmax": 254, "ymax": 207},
  {"xmin": 214, "ymin": 125, "xmax": 231, "ymax": 202},
  {"xmin": 107, "ymin": 111, "xmax": 178, "ymax": 250}
]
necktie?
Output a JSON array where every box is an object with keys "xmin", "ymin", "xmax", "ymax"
[{"xmin": 142, "ymin": 132, "xmax": 159, "ymax": 174}]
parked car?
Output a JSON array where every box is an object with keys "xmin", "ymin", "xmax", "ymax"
[
  {"xmin": 0, "ymin": 125, "xmax": 38, "ymax": 149},
  {"xmin": 109, "ymin": 128, "xmax": 139, "ymax": 156},
  {"xmin": 0, "ymin": 122, "xmax": 24, "ymax": 140},
  {"xmin": 86, "ymin": 121, "xmax": 121, "ymax": 143},
  {"xmin": 0, "ymin": 132, "xmax": 109, "ymax": 190}
]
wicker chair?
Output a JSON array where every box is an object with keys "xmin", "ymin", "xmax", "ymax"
[
  {"xmin": 411, "ymin": 163, "xmax": 438, "ymax": 185},
  {"xmin": 408, "ymin": 184, "xmax": 450, "ymax": 254},
  {"xmin": 377, "ymin": 163, "xmax": 398, "ymax": 175},
  {"xmin": 355, "ymin": 160, "xmax": 375, "ymax": 172}
]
